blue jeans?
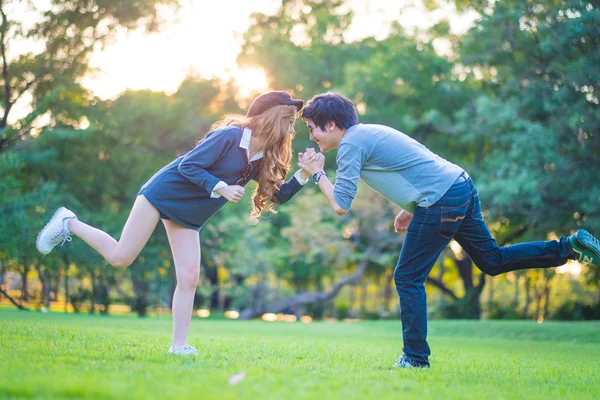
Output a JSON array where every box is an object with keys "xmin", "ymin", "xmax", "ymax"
[{"xmin": 393, "ymin": 173, "xmax": 573, "ymax": 367}]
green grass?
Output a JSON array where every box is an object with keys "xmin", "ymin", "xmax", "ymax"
[{"xmin": 1, "ymin": 309, "xmax": 599, "ymax": 399}]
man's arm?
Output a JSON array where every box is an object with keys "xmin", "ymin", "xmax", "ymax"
[
  {"xmin": 299, "ymin": 143, "xmax": 365, "ymax": 215},
  {"xmin": 314, "ymin": 175, "xmax": 348, "ymax": 216},
  {"xmin": 298, "ymin": 149, "xmax": 355, "ymax": 216}
]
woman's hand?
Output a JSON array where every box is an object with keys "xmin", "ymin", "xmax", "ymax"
[
  {"xmin": 216, "ymin": 185, "xmax": 245, "ymax": 202},
  {"xmin": 298, "ymin": 148, "xmax": 325, "ymax": 175},
  {"xmin": 394, "ymin": 210, "xmax": 413, "ymax": 233},
  {"xmin": 298, "ymin": 149, "xmax": 320, "ymax": 180}
]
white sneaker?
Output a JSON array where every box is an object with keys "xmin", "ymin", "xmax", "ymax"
[
  {"xmin": 168, "ymin": 344, "xmax": 198, "ymax": 355},
  {"xmin": 36, "ymin": 207, "xmax": 77, "ymax": 255}
]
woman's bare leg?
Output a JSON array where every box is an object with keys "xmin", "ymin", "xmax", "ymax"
[
  {"xmin": 68, "ymin": 195, "xmax": 160, "ymax": 268},
  {"xmin": 162, "ymin": 219, "xmax": 201, "ymax": 348}
]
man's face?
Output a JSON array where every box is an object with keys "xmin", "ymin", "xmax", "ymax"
[{"xmin": 304, "ymin": 119, "xmax": 337, "ymax": 153}]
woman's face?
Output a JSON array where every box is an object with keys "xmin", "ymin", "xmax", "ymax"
[{"xmin": 288, "ymin": 115, "xmax": 297, "ymax": 134}]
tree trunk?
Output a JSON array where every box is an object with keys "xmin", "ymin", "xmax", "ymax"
[
  {"xmin": 0, "ymin": 259, "xmax": 4, "ymax": 301},
  {"xmin": 383, "ymin": 269, "xmax": 394, "ymax": 312},
  {"xmin": 0, "ymin": 259, "xmax": 5, "ymax": 302},
  {"xmin": 238, "ymin": 258, "xmax": 370, "ymax": 320},
  {"xmin": 99, "ymin": 280, "xmax": 111, "ymax": 315},
  {"xmin": 487, "ymin": 275, "xmax": 494, "ymax": 312},
  {"xmin": 132, "ymin": 279, "xmax": 149, "ymax": 317},
  {"xmin": 522, "ymin": 275, "xmax": 532, "ymax": 319},
  {"xmin": 64, "ymin": 267, "xmax": 69, "ymax": 313},
  {"xmin": 360, "ymin": 281, "xmax": 368, "ymax": 312},
  {"xmin": 512, "ymin": 274, "xmax": 520, "ymax": 309},
  {"xmin": 543, "ymin": 284, "xmax": 551, "ymax": 320},
  {"xmin": 47, "ymin": 267, "xmax": 54, "ymax": 303},
  {"xmin": 62, "ymin": 254, "xmax": 71, "ymax": 313},
  {"xmin": 534, "ymin": 286, "xmax": 542, "ymax": 320},
  {"xmin": 20, "ymin": 258, "xmax": 29, "ymax": 301},
  {"xmin": 52, "ymin": 268, "xmax": 60, "ymax": 301},
  {"xmin": 456, "ymin": 253, "xmax": 474, "ymax": 291},
  {"xmin": 218, "ymin": 264, "xmax": 226, "ymax": 311},
  {"xmin": 167, "ymin": 265, "xmax": 176, "ymax": 311},
  {"xmin": 36, "ymin": 264, "xmax": 50, "ymax": 308},
  {"xmin": 427, "ymin": 277, "xmax": 459, "ymax": 300},
  {"xmin": 254, "ymin": 269, "xmax": 267, "ymax": 312},
  {"xmin": 0, "ymin": 287, "xmax": 29, "ymax": 310},
  {"xmin": 203, "ymin": 259, "xmax": 219, "ymax": 310},
  {"xmin": 89, "ymin": 272, "xmax": 96, "ymax": 314}
]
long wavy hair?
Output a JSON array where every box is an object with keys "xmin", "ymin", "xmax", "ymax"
[{"xmin": 211, "ymin": 104, "xmax": 297, "ymax": 222}]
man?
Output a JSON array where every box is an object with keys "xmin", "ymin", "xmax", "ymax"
[{"xmin": 297, "ymin": 92, "xmax": 600, "ymax": 368}]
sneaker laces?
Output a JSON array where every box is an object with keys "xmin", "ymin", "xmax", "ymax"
[
  {"xmin": 586, "ymin": 233, "xmax": 600, "ymax": 249},
  {"xmin": 49, "ymin": 230, "xmax": 72, "ymax": 247}
]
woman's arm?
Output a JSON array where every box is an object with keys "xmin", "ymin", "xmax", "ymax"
[
  {"xmin": 272, "ymin": 170, "xmax": 309, "ymax": 204},
  {"xmin": 178, "ymin": 129, "xmax": 234, "ymax": 193}
]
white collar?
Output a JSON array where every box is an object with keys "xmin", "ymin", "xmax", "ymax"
[{"xmin": 240, "ymin": 127, "xmax": 263, "ymax": 162}]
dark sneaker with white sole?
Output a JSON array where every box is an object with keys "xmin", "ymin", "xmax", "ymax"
[{"xmin": 568, "ymin": 229, "xmax": 600, "ymax": 267}]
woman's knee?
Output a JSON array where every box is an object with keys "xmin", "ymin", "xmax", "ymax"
[
  {"xmin": 177, "ymin": 264, "xmax": 200, "ymax": 291},
  {"xmin": 107, "ymin": 253, "xmax": 135, "ymax": 269}
]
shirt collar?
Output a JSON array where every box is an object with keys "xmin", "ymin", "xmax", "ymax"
[{"xmin": 240, "ymin": 127, "xmax": 263, "ymax": 162}]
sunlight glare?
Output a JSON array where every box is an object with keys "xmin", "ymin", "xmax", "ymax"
[
  {"xmin": 556, "ymin": 260, "xmax": 582, "ymax": 276},
  {"xmin": 234, "ymin": 67, "xmax": 270, "ymax": 99}
]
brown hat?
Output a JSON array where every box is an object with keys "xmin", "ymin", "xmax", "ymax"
[{"xmin": 247, "ymin": 91, "xmax": 304, "ymax": 117}]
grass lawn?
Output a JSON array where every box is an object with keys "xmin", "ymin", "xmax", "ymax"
[{"xmin": 1, "ymin": 309, "xmax": 599, "ymax": 399}]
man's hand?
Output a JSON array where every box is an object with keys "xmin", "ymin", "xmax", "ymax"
[
  {"xmin": 215, "ymin": 185, "xmax": 245, "ymax": 203},
  {"xmin": 394, "ymin": 210, "xmax": 413, "ymax": 233},
  {"xmin": 298, "ymin": 148, "xmax": 325, "ymax": 175},
  {"xmin": 298, "ymin": 149, "xmax": 321, "ymax": 180}
]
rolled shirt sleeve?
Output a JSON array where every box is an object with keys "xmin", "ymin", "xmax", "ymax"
[
  {"xmin": 273, "ymin": 172, "xmax": 307, "ymax": 204},
  {"xmin": 293, "ymin": 169, "xmax": 310, "ymax": 185},
  {"xmin": 333, "ymin": 142, "xmax": 367, "ymax": 211},
  {"xmin": 210, "ymin": 181, "xmax": 228, "ymax": 198}
]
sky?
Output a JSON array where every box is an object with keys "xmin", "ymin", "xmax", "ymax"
[
  {"xmin": 77, "ymin": 0, "xmax": 478, "ymax": 100},
  {"xmin": 9, "ymin": 0, "xmax": 478, "ymax": 121}
]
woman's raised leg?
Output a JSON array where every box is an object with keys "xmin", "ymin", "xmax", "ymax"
[{"xmin": 67, "ymin": 195, "xmax": 160, "ymax": 268}]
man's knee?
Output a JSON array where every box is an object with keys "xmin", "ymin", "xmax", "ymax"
[
  {"xmin": 477, "ymin": 250, "xmax": 504, "ymax": 276},
  {"xmin": 394, "ymin": 264, "xmax": 416, "ymax": 289},
  {"xmin": 482, "ymin": 267, "xmax": 502, "ymax": 277}
]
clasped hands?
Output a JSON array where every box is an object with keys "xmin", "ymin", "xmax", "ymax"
[
  {"xmin": 298, "ymin": 148, "xmax": 325, "ymax": 177},
  {"xmin": 218, "ymin": 148, "xmax": 325, "ymax": 203}
]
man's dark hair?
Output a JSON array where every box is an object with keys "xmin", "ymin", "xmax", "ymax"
[{"xmin": 301, "ymin": 92, "xmax": 358, "ymax": 130}]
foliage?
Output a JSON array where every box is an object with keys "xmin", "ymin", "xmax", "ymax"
[{"xmin": 2, "ymin": 0, "xmax": 600, "ymax": 319}]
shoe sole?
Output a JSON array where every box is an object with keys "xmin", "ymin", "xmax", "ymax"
[
  {"xmin": 36, "ymin": 207, "xmax": 68, "ymax": 255},
  {"xmin": 574, "ymin": 230, "xmax": 600, "ymax": 262}
]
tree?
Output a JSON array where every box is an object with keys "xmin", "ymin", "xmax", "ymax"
[
  {"xmin": 456, "ymin": 0, "xmax": 600, "ymax": 235},
  {"xmin": 0, "ymin": 0, "xmax": 180, "ymax": 152}
]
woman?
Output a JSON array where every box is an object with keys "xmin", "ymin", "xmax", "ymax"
[{"xmin": 36, "ymin": 91, "xmax": 318, "ymax": 355}]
